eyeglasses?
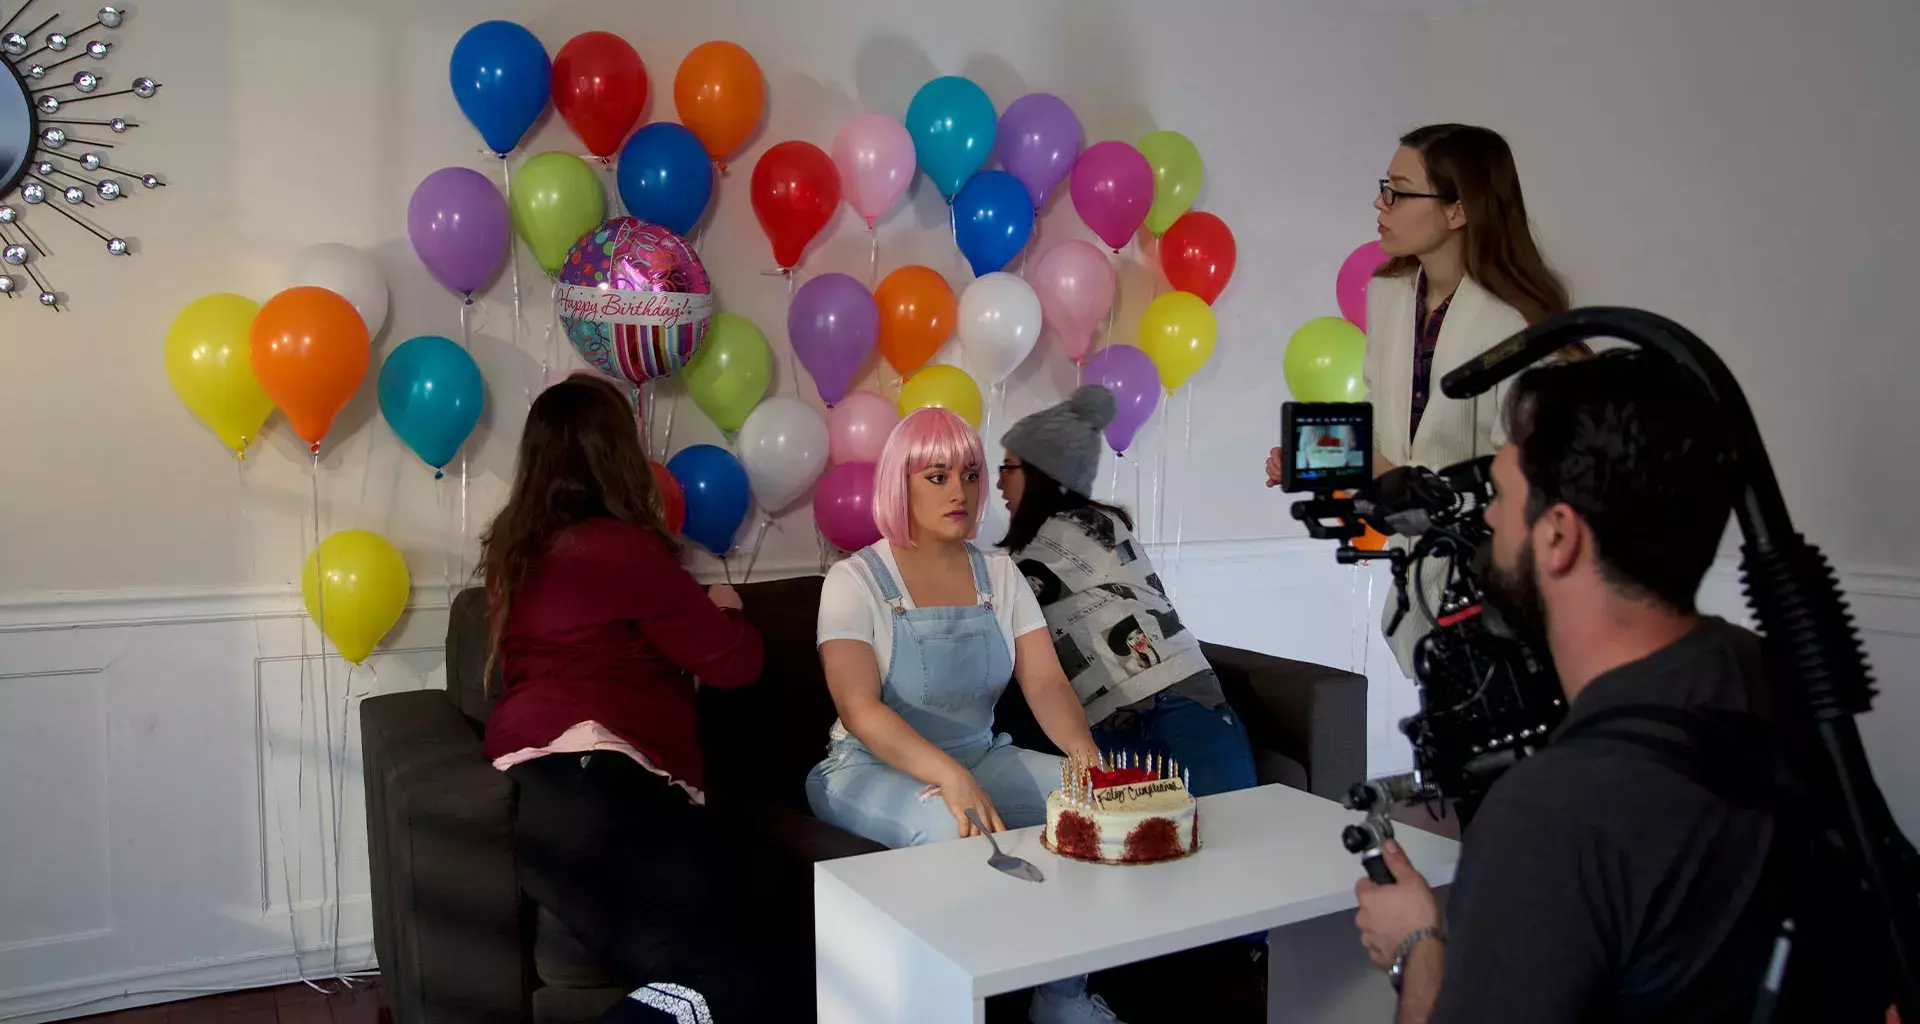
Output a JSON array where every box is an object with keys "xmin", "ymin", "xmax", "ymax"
[
  {"xmin": 997, "ymin": 463, "xmax": 1024, "ymax": 476},
  {"xmin": 1378, "ymin": 179, "xmax": 1452, "ymax": 207}
]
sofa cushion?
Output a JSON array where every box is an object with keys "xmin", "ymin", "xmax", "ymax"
[
  {"xmin": 698, "ymin": 573, "xmax": 841, "ymax": 812},
  {"xmin": 534, "ymin": 905, "xmax": 620, "ymax": 991}
]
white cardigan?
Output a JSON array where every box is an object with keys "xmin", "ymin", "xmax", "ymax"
[
  {"xmin": 1362, "ymin": 270, "xmax": 1528, "ymax": 471},
  {"xmin": 1361, "ymin": 270, "xmax": 1529, "ymax": 676}
]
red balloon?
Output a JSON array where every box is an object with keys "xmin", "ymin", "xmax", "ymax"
[
  {"xmin": 1160, "ymin": 211, "xmax": 1237, "ymax": 305},
  {"xmin": 751, "ymin": 141, "xmax": 841, "ymax": 269},
  {"xmin": 650, "ymin": 460, "xmax": 687, "ymax": 535},
  {"xmin": 552, "ymin": 31, "xmax": 648, "ymax": 158}
]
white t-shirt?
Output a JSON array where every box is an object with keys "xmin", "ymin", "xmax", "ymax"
[{"xmin": 816, "ymin": 540, "xmax": 1047, "ymax": 679}]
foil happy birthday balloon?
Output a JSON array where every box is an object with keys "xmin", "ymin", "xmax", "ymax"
[{"xmin": 558, "ymin": 217, "xmax": 714, "ymax": 384}]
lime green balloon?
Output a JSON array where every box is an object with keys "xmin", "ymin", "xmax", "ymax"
[
  {"xmin": 684, "ymin": 313, "xmax": 774, "ymax": 433},
  {"xmin": 511, "ymin": 151, "xmax": 607, "ymax": 274},
  {"xmin": 1285, "ymin": 317, "xmax": 1369, "ymax": 402},
  {"xmin": 1138, "ymin": 130, "xmax": 1203, "ymax": 235}
]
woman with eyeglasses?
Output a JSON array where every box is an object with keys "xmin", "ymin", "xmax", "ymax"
[{"xmin": 1264, "ymin": 123, "xmax": 1572, "ymax": 674}]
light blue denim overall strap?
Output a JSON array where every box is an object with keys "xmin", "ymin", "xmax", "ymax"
[{"xmin": 852, "ymin": 544, "xmax": 1010, "ymax": 749}]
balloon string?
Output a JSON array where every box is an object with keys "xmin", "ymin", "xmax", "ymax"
[
  {"xmin": 1152, "ymin": 396, "xmax": 1168, "ymax": 545},
  {"xmin": 601, "ymin": 157, "xmax": 623, "ymax": 218},
  {"xmin": 661, "ymin": 385, "xmax": 678, "ymax": 457},
  {"xmin": 541, "ymin": 279, "xmax": 560, "ymax": 384},
  {"xmin": 741, "ymin": 515, "xmax": 774, "ymax": 584},
  {"xmin": 868, "ymin": 226, "xmax": 879, "ymax": 289},
  {"xmin": 638, "ymin": 381, "xmax": 654, "ymax": 457},
  {"xmin": 784, "ymin": 269, "xmax": 800, "ymax": 398},
  {"xmin": 1107, "ymin": 451, "xmax": 1122, "ymax": 505},
  {"xmin": 1169, "ymin": 385, "xmax": 1193, "ymax": 603},
  {"xmin": 309, "ymin": 451, "xmax": 333, "ymax": 667},
  {"xmin": 500, "ymin": 157, "xmax": 525, "ymax": 390}
]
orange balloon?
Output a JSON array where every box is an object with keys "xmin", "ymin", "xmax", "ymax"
[
  {"xmin": 875, "ymin": 265, "xmax": 957, "ymax": 376},
  {"xmin": 1336, "ymin": 488, "xmax": 1390, "ymax": 551},
  {"xmin": 249, "ymin": 286, "xmax": 370, "ymax": 453},
  {"xmin": 674, "ymin": 41, "xmax": 765, "ymax": 166}
]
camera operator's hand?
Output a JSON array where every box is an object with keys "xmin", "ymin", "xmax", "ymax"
[
  {"xmin": 1265, "ymin": 446, "xmax": 1287, "ymax": 488},
  {"xmin": 1354, "ymin": 841, "xmax": 1441, "ymax": 967}
]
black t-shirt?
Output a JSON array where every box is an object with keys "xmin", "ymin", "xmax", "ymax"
[{"xmin": 1431, "ymin": 617, "xmax": 1781, "ymax": 1023}]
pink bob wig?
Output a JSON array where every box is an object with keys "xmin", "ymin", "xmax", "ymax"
[{"xmin": 872, "ymin": 407, "xmax": 985, "ymax": 549}]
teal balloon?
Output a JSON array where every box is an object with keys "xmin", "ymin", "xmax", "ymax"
[
  {"xmin": 667, "ymin": 444, "xmax": 751, "ymax": 556},
  {"xmin": 378, "ymin": 335, "xmax": 485, "ymax": 474},
  {"xmin": 906, "ymin": 76, "xmax": 997, "ymax": 200}
]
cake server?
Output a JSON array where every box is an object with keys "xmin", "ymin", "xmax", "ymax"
[{"xmin": 965, "ymin": 809, "xmax": 1044, "ymax": 883}]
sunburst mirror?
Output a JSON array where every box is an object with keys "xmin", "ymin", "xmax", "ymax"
[{"xmin": 1, "ymin": 2, "xmax": 163, "ymax": 310}]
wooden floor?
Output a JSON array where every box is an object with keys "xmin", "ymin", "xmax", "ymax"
[{"xmin": 69, "ymin": 979, "xmax": 385, "ymax": 1024}]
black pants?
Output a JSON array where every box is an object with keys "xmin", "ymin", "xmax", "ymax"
[{"xmin": 510, "ymin": 752, "xmax": 811, "ymax": 1023}]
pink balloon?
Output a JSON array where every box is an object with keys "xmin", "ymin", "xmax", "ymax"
[
  {"xmin": 1029, "ymin": 240, "xmax": 1116, "ymax": 363},
  {"xmin": 814, "ymin": 461, "xmax": 881, "ymax": 551},
  {"xmin": 1070, "ymin": 141, "xmax": 1154, "ymax": 251},
  {"xmin": 832, "ymin": 113, "xmax": 916, "ymax": 228},
  {"xmin": 1337, "ymin": 241, "xmax": 1391, "ymax": 331},
  {"xmin": 827, "ymin": 389, "xmax": 899, "ymax": 465}
]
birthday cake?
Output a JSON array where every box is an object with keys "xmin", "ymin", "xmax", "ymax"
[{"xmin": 1042, "ymin": 752, "xmax": 1199, "ymax": 865}]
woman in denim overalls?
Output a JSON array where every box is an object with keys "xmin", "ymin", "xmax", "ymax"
[{"xmin": 807, "ymin": 409, "xmax": 1123, "ymax": 1024}]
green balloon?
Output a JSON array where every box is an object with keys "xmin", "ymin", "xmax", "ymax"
[
  {"xmin": 684, "ymin": 313, "xmax": 774, "ymax": 433},
  {"xmin": 1138, "ymin": 130, "xmax": 1203, "ymax": 236},
  {"xmin": 510, "ymin": 152, "xmax": 606, "ymax": 274},
  {"xmin": 1285, "ymin": 317, "xmax": 1368, "ymax": 402}
]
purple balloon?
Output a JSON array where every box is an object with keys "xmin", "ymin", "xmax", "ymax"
[
  {"xmin": 1079, "ymin": 344, "xmax": 1160, "ymax": 453},
  {"xmin": 788, "ymin": 273, "xmax": 878, "ymax": 405},
  {"xmin": 408, "ymin": 167, "xmax": 510, "ymax": 298},
  {"xmin": 994, "ymin": 93, "xmax": 1081, "ymax": 208}
]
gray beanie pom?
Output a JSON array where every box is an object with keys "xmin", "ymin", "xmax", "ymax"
[{"xmin": 1002, "ymin": 385, "xmax": 1117, "ymax": 499}]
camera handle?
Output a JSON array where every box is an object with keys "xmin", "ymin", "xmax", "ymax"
[{"xmin": 1445, "ymin": 307, "xmax": 1920, "ymax": 1018}]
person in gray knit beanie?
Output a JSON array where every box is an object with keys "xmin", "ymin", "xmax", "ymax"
[
  {"xmin": 994, "ymin": 385, "xmax": 1259, "ymax": 802},
  {"xmin": 1001, "ymin": 385, "xmax": 1115, "ymax": 498}
]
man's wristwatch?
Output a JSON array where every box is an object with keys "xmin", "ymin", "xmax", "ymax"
[{"xmin": 1388, "ymin": 926, "xmax": 1444, "ymax": 992}]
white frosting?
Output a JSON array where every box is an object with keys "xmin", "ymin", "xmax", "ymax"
[{"xmin": 1042, "ymin": 781, "xmax": 1199, "ymax": 864}]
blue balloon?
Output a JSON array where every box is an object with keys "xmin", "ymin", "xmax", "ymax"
[
  {"xmin": 952, "ymin": 170, "xmax": 1035, "ymax": 276},
  {"xmin": 667, "ymin": 444, "xmax": 750, "ymax": 556},
  {"xmin": 450, "ymin": 21, "xmax": 551, "ymax": 156},
  {"xmin": 905, "ymin": 76, "xmax": 997, "ymax": 200},
  {"xmin": 617, "ymin": 123, "xmax": 715, "ymax": 237},
  {"xmin": 378, "ymin": 336, "xmax": 485, "ymax": 474}
]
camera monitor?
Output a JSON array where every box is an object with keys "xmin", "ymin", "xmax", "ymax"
[{"xmin": 1280, "ymin": 402, "xmax": 1372, "ymax": 494}]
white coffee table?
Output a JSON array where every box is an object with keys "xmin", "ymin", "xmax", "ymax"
[{"xmin": 814, "ymin": 784, "xmax": 1460, "ymax": 1023}]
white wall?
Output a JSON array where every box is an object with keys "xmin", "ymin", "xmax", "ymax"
[
  {"xmin": 3, "ymin": 0, "xmax": 1919, "ymax": 1017},
  {"xmin": 1416, "ymin": 0, "xmax": 1920, "ymax": 570}
]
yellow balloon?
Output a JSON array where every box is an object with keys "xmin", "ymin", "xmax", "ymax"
[
  {"xmin": 897, "ymin": 364, "xmax": 983, "ymax": 428},
  {"xmin": 1138, "ymin": 291, "xmax": 1217, "ymax": 391},
  {"xmin": 302, "ymin": 530, "xmax": 410, "ymax": 665},
  {"xmin": 164, "ymin": 293, "xmax": 273, "ymax": 457}
]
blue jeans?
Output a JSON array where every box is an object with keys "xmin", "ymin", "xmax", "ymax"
[
  {"xmin": 805, "ymin": 732, "xmax": 1063, "ymax": 849},
  {"xmin": 1092, "ymin": 690, "xmax": 1259, "ymax": 797}
]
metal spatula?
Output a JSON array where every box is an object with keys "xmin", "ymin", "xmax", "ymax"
[{"xmin": 965, "ymin": 809, "xmax": 1044, "ymax": 883}]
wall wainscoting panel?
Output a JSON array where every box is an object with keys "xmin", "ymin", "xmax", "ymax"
[{"xmin": 0, "ymin": 549, "xmax": 1913, "ymax": 1020}]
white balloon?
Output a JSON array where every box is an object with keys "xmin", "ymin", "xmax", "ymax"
[
  {"xmin": 735, "ymin": 397, "xmax": 830, "ymax": 513},
  {"xmin": 285, "ymin": 242, "xmax": 389, "ymax": 337},
  {"xmin": 957, "ymin": 272, "xmax": 1043, "ymax": 383}
]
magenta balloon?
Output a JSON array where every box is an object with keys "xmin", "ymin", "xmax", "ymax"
[
  {"xmin": 788, "ymin": 273, "xmax": 879, "ymax": 405},
  {"xmin": 814, "ymin": 460, "xmax": 882, "ymax": 551},
  {"xmin": 1069, "ymin": 141, "xmax": 1154, "ymax": 251},
  {"xmin": 408, "ymin": 167, "xmax": 510, "ymax": 297},
  {"xmin": 1079, "ymin": 344, "xmax": 1160, "ymax": 452},
  {"xmin": 1336, "ymin": 240, "xmax": 1391, "ymax": 331},
  {"xmin": 827, "ymin": 389, "xmax": 899, "ymax": 465},
  {"xmin": 994, "ymin": 93, "xmax": 1081, "ymax": 208}
]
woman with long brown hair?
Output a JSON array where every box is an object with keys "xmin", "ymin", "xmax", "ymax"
[
  {"xmin": 1266, "ymin": 123, "xmax": 1572, "ymax": 674},
  {"xmin": 480, "ymin": 375, "xmax": 799, "ymax": 1024}
]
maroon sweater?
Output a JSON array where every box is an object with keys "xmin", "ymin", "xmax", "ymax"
[{"xmin": 481, "ymin": 518, "xmax": 763, "ymax": 789}]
